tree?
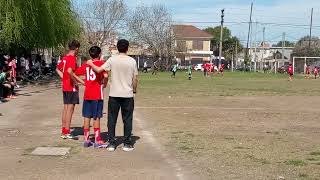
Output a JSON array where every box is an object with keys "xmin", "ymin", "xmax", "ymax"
[
  {"xmin": 126, "ymin": 4, "xmax": 174, "ymax": 69},
  {"xmin": 272, "ymin": 41, "xmax": 295, "ymax": 47},
  {"xmin": 293, "ymin": 36, "xmax": 320, "ymax": 57},
  {"xmin": 79, "ymin": 0, "xmax": 126, "ymax": 47},
  {"xmin": 204, "ymin": 26, "xmax": 242, "ymax": 60},
  {"xmin": 0, "ymin": 0, "xmax": 80, "ymax": 52}
]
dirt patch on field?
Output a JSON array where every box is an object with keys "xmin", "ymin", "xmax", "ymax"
[{"xmin": 136, "ymin": 96, "xmax": 320, "ymax": 179}]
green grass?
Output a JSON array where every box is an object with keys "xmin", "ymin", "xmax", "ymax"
[
  {"xmin": 138, "ymin": 71, "xmax": 320, "ymax": 97},
  {"xmin": 309, "ymin": 151, "xmax": 320, "ymax": 156},
  {"xmin": 285, "ymin": 159, "xmax": 307, "ymax": 166},
  {"xmin": 137, "ymin": 71, "xmax": 320, "ymax": 178}
]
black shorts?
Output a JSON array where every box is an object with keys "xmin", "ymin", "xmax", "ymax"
[{"xmin": 63, "ymin": 91, "xmax": 79, "ymax": 105}]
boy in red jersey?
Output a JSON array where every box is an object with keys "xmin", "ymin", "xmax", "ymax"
[
  {"xmin": 56, "ymin": 40, "xmax": 81, "ymax": 139},
  {"xmin": 305, "ymin": 65, "xmax": 311, "ymax": 79},
  {"xmin": 314, "ymin": 66, "xmax": 318, "ymax": 79},
  {"xmin": 219, "ymin": 64, "xmax": 225, "ymax": 76},
  {"xmin": 208, "ymin": 63, "xmax": 213, "ymax": 77},
  {"xmin": 75, "ymin": 46, "xmax": 108, "ymax": 148},
  {"xmin": 288, "ymin": 63, "xmax": 293, "ymax": 81}
]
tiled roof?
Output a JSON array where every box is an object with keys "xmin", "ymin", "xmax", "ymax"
[{"xmin": 172, "ymin": 25, "xmax": 213, "ymax": 39}]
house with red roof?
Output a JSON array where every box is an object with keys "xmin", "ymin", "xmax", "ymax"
[{"xmin": 172, "ymin": 25, "xmax": 213, "ymax": 64}]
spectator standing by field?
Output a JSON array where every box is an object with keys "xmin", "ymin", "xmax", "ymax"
[
  {"xmin": 152, "ymin": 61, "xmax": 158, "ymax": 75},
  {"xmin": 8, "ymin": 56, "xmax": 18, "ymax": 88},
  {"xmin": 143, "ymin": 61, "xmax": 148, "ymax": 73},
  {"xmin": 87, "ymin": 39, "xmax": 138, "ymax": 152}
]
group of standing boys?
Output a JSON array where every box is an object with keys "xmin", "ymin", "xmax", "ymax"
[
  {"xmin": 56, "ymin": 39, "xmax": 138, "ymax": 152},
  {"xmin": 305, "ymin": 65, "xmax": 319, "ymax": 79},
  {"xmin": 288, "ymin": 64, "xmax": 319, "ymax": 81},
  {"xmin": 203, "ymin": 62, "xmax": 224, "ymax": 77}
]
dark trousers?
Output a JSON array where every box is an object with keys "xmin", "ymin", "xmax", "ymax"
[
  {"xmin": 143, "ymin": 67, "xmax": 148, "ymax": 73},
  {"xmin": 0, "ymin": 85, "xmax": 3, "ymax": 98},
  {"xmin": 108, "ymin": 97, "xmax": 134, "ymax": 145}
]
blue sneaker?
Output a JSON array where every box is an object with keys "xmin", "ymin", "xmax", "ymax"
[
  {"xmin": 83, "ymin": 141, "xmax": 93, "ymax": 148},
  {"xmin": 94, "ymin": 141, "xmax": 109, "ymax": 149}
]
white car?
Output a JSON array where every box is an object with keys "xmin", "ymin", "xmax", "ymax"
[{"xmin": 194, "ymin": 64, "xmax": 204, "ymax": 71}]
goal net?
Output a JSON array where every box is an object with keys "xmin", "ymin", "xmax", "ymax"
[{"xmin": 293, "ymin": 57, "xmax": 320, "ymax": 74}]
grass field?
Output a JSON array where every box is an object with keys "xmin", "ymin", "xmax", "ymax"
[{"xmin": 135, "ymin": 71, "xmax": 320, "ymax": 180}]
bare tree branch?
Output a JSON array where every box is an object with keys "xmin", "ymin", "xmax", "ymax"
[
  {"xmin": 126, "ymin": 4, "xmax": 174, "ymax": 68},
  {"xmin": 79, "ymin": 0, "xmax": 126, "ymax": 47}
]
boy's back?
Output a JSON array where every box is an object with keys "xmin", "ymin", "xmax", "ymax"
[
  {"xmin": 76, "ymin": 60, "xmax": 106, "ymax": 100},
  {"xmin": 57, "ymin": 55, "xmax": 78, "ymax": 92}
]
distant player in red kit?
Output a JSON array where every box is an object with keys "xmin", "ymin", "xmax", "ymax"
[
  {"xmin": 314, "ymin": 66, "xmax": 318, "ymax": 79},
  {"xmin": 209, "ymin": 63, "xmax": 214, "ymax": 77},
  {"xmin": 305, "ymin": 65, "xmax": 311, "ymax": 79},
  {"xmin": 219, "ymin": 64, "xmax": 225, "ymax": 76},
  {"xmin": 56, "ymin": 40, "xmax": 81, "ymax": 139},
  {"xmin": 75, "ymin": 46, "xmax": 108, "ymax": 148},
  {"xmin": 202, "ymin": 63, "xmax": 207, "ymax": 77},
  {"xmin": 288, "ymin": 64, "xmax": 293, "ymax": 81}
]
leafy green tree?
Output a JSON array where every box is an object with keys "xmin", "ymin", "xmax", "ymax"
[
  {"xmin": 293, "ymin": 36, "xmax": 320, "ymax": 57},
  {"xmin": 272, "ymin": 41, "xmax": 295, "ymax": 47},
  {"xmin": 204, "ymin": 26, "xmax": 243, "ymax": 60},
  {"xmin": 0, "ymin": 0, "xmax": 80, "ymax": 52}
]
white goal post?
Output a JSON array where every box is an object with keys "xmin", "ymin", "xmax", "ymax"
[{"xmin": 292, "ymin": 56, "xmax": 320, "ymax": 74}]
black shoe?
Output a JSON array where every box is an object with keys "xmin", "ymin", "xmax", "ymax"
[
  {"xmin": 107, "ymin": 143, "xmax": 116, "ymax": 152},
  {"xmin": 122, "ymin": 144, "xmax": 134, "ymax": 152}
]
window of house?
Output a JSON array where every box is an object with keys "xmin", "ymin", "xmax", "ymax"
[
  {"xmin": 193, "ymin": 40, "xmax": 203, "ymax": 50},
  {"xmin": 176, "ymin": 40, "xmax": 187, "ymax": 52}
]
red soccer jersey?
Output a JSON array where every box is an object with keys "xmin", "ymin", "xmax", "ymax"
[
  {"xmin": 314, "ymin": 68, "xmax": 318, "ymax": 75},
  {"xmin": 9, "ymin": 60, "xmax": 17, "ymax": 78},
  {"xmin": 57, "ymin": 55, "xmax": 78, "ymax": 92},
  {"xmin": 75, "ymin": 60, "xmax": 107, "ymax": 100},
  {"xmin": 205, "ymin": 63, "xmax": 210, "ymax": 70},
  {"xmin": 288, "ymin": 65, "xmax": 293, "ymax": 74},
  {"xmin": 220, "ymin": 64, "xmax": 225, "ymax": 71},
  {"xmin": 306, "ymin": 67, "xmax": 310, "ymax": 74}
]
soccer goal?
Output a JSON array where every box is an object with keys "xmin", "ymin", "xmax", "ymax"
[{"xmin": 292, "ymin": 56, "xmax": 320, "ymax": 74}]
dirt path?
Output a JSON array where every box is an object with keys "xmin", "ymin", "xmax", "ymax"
[{"xmin": 0, "ymin": 84, "xmax": 193, "ymax": 180}]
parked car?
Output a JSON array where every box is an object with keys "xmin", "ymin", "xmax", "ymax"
[{"xmin": 194, "ymin": 64, "xmax": 204, "ymax": 71}]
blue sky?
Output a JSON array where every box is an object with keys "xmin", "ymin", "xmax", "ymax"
[{"xmin": 75, "ymin": 0, "xmax": 320, "ymax": 45}]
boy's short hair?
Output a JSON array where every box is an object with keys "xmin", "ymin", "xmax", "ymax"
[
  {"xmin": 117, "ymin": 39, "xmax": 129, "ymax": 53},
  {"xmin": 89, "ymin": 46, "xmax": 102, "ymax": 59},
  {"xmin": 68, "ymin": 40, "xmax": 81, "ymax": 50}
]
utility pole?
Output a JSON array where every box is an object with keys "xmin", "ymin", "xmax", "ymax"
[
  {"xmin": 309, "ymin": 8, "xmax": 313, "ymax": 49},
  {"xmin": 218, "ymin": 9, "xmax": 225, "ymax": 69},
  {"xmin": 235, "ymin": 40, "xmax": 238, "ymax": 68},
  {"xmin": 231, "ymin": 46, "xmax": 234, "ymax": 72},
  {"xmin": 282, "ymin": 32, "xmax": 285, "ymax": 60},
  {"xmin": 254, "ymin": 22, "xmax": 257, "ymax": 72},
  {"xmin": 245, "ymin": 2, "xmax": 253, "ymax": 68},
  {"xmin": 262, "ymin": 27, "xmax": 265, "ymax": 69}
]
